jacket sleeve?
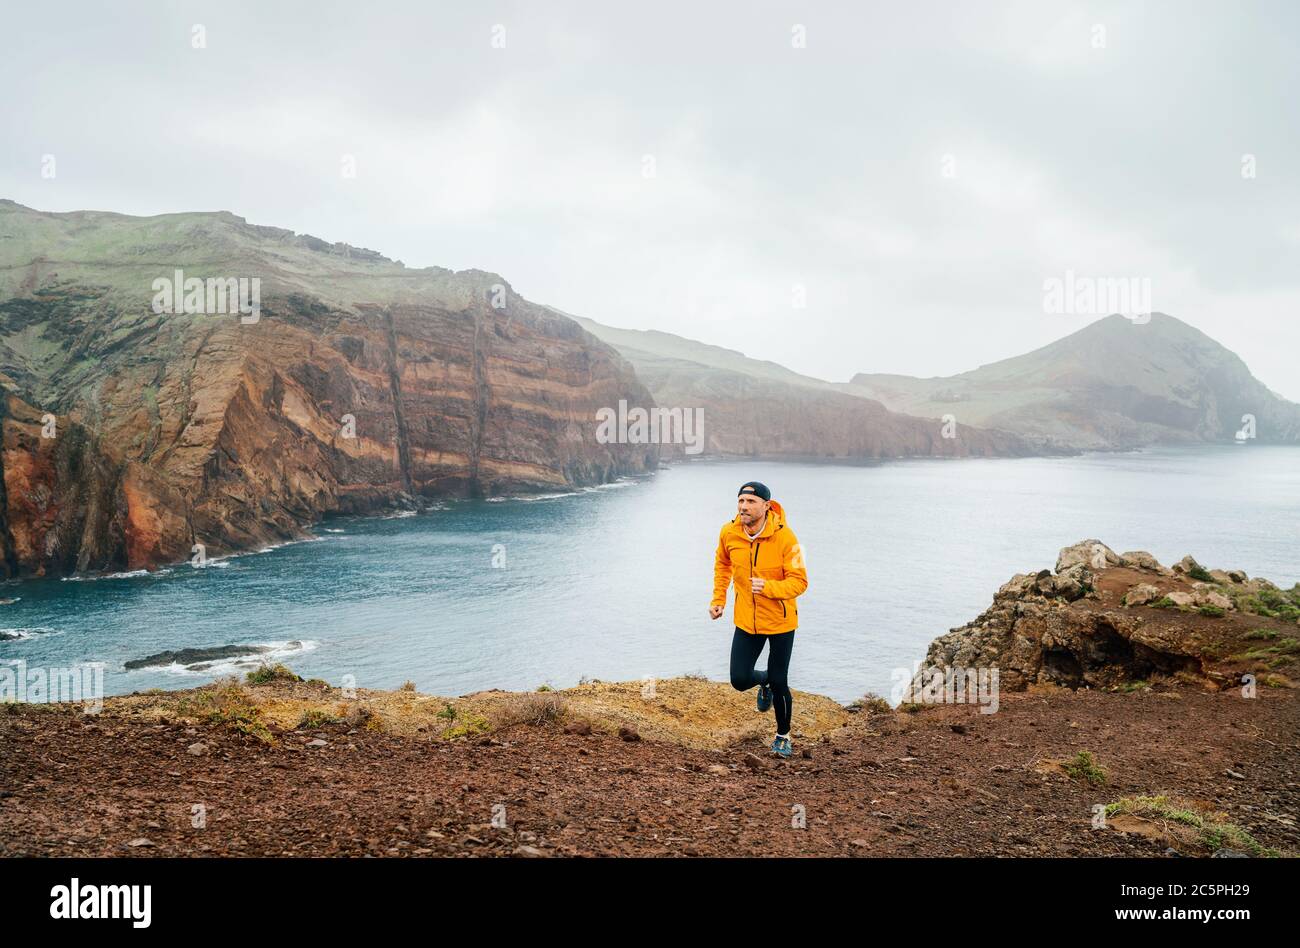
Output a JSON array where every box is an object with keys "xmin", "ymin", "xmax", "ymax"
[
  {"xmin": 711, "ymin": 530, "xmax": 732, "ymax": 607},
  {"xmin": 759, "ymin": 530, "xmax": 808, "ymax": 600}
]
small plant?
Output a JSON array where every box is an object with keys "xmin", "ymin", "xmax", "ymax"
[
  {"xmin": 1259, "ymin": 588, "xmax": 1290, "ymax": 609},
  {"xmin": 850, "ymin": 693, "xmax": 892, "ymax": 714},
  {"xmin": 1187, "ymin": 565, "xmax": 1214, "ymax": 582},
  {"xmin": 436, "ymin": 703, "xmax": 458, "ymax": 723},
  {"xmin": 442, "ymin": 713, "xmax": 490, "ymax": 740},
  {"xmin": 1150, "ymin": 596, "xmax": 1177, "ymax": 609},
  {"xmin": 399, "ymin": 680, "xmax": 417, "ymax": 692},
  {"xmin": 1063, "ymin": 750, "xmax": 1107, "ymax": 786},
  {"xmin": 1239, "ymin": 648, "xmax": 1278, "ymax": 661},
  {"xmin": 176, "ymin": 678, "xmax": 274, "ymax": 744},
  {"xmin": 536, "ymin": 683, "xmax": 553, "ymax": 692},
  {"xmin": 1244, "ymin": 629, "xmax": 1279, "ymax": 641},
  {"xmin": 343, "ymin": 704, "xmax": 373, "ymax": 729},
  {"xmin": 245, "ymin": 663, "xmax": 301, "ymax": 685},
  {"xmin": 492, "ymin": 692, "xmax": 564, "ymax": 727},
  {"xmin": 1104, "ymin": 794, "xmax": 1285, "ymax": 857},
  {"xmin": 296, "ymin": 708, "xmax": 340, "ymax": 730},
  {"xmin": 1198, "ymin": 605, "xmax": 1226, "ymax": 618}
]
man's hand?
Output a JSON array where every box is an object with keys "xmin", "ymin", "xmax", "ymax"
[
  {"xmin": 751, "ymin": 576, "xmax": 766, "ymax": 594},
  {"xmin": 708, "ymin": 604, "xmax": 724, "ymax": 619}
]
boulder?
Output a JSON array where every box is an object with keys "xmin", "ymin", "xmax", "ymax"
[
  {"xmin": 1121, "ymin": 551, "xmax": 1173, "ymax": 576},
  {"xmin": 1192, "ymin": 585, "xmax": 1234, "ymax": 611},
  {"xmin": 1039, "ymin": 565, "xmax": 1093, "ymax": 601},
  {"xmin": 1123, "ymin": 584, "xmax": 1162, "ymax": 607},
  {"xmin": 1056, "ymin": 540, "xmax": 1122, "ymax": 573}
]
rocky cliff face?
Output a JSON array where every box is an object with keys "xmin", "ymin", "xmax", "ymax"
[
  {"xmin": 910, "ymin": 540, "xmax": 1300, "ymax": 695},
  {"xmin": 0, "ymin": 201, "xmax": 657, "ymax": 576}
]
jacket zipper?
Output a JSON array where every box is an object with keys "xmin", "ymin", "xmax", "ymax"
[{"xmin": 750, "ymin": 538, "xmax": 760, "ymax": 634}]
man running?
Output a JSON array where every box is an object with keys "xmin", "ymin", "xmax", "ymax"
[{"xmin": 709, "ymin": 481, "xmax": 808, "ymax": 757}]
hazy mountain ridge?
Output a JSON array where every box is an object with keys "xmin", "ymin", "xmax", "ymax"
[
  {"xmin": 571, "ymin": 314, "xmax": 1040, "ymax": 459},
  {"xmin": 847, "ymin": 313, "xmax": 1300, "ymax": 450},
  {"xmin": 578, "ymin": 308, "xmax": 1300, "ymax": 452}
]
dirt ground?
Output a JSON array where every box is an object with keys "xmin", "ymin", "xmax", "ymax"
[{"xmin": 2, "ymin": 673, "xmax": 1296, "ymax": 857}]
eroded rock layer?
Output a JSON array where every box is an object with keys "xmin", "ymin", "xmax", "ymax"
[{"xmin": 0, "ymin": 202, "xmax": 656, "ymax": 575}]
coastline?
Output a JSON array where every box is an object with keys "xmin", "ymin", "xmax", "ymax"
[{"xmin": 3, "ymin": 540, "xmax": 1297, "ymax": 858}]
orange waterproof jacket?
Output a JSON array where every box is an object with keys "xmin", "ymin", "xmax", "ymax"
[{"xmin": 711, "ymin": 499, "xmax": 807, "ymax": 635}]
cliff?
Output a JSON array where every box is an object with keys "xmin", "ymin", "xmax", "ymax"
[{"xmin": 0, "ymin": 201, "xmax": 657, "ymax": 575}]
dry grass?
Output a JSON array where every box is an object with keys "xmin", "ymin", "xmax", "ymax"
[
  {"xmin": 101, "ymin": 674, "xmax": 855, "ymax": 750},
  {"xmin": 1104, "ymin": 794, "xmax": 1289, "ymax": 857}
]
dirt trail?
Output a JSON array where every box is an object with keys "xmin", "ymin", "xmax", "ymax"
[{"xmin": 2, "ymin": 678, "xmax": 1295, "ymax": 857}]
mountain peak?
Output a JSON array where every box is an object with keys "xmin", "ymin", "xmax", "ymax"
[{"xmin": 849, "ymin": 312, "xmax": 1298, "ymax": 448}]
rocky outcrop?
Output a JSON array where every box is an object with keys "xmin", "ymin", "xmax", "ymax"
[
  {"xmin": 911, "ymin": 540, "xmax": 1300, "ymax": 694},
  {"xmin": 0, "ymin": 201, "xmax": 657, "ymax": 576}
]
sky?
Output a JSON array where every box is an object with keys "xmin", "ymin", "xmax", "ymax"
[{"xmin": 3, "ymin": 0, "xmax": 1299, "ymax": 399}]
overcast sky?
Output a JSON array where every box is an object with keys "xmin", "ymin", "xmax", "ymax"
[{"xmin": 3, "ymin": 0, "xmax": 1298, "ymax": 398}]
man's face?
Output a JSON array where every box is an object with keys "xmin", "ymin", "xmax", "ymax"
[{"xmin": 736, "ymin": 493, "xmax": 769, "ymax": 527}]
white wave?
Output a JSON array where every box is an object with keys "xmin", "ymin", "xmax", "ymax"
[
  {"xmin": 200, "ymin": 534, "xmax": 331, "ymax": 567},
  {"xmin": 487, "ymin": 477, "xmax": 643, "ymax": 504},
  {"xmin": 0, "ymin": 626, "xmax": 58, "ymax": 642},
  {"xmin": 584, "ymin": 477, "xmax": 640, "ymax": 492},
  {"xmin": 62, "ymin": 568, "xmax": 174, "ymax": 582},
  {"xmin": 506, "ymin": 490, "xmax": 581, "ymax": 502}
]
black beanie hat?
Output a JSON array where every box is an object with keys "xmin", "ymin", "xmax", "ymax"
[{"xmin": 737, "ymin": 481, "xmax": 771, "ymax": 501}]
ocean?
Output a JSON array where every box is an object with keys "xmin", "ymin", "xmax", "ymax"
[{"xmin": 3, "ymin": 445, "xmax": 1296, "ymax": 704}]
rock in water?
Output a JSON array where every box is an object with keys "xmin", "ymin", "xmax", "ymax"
[{"xmin": 125, "ymin": 644, "xmax": 270, "ymax": 670}]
